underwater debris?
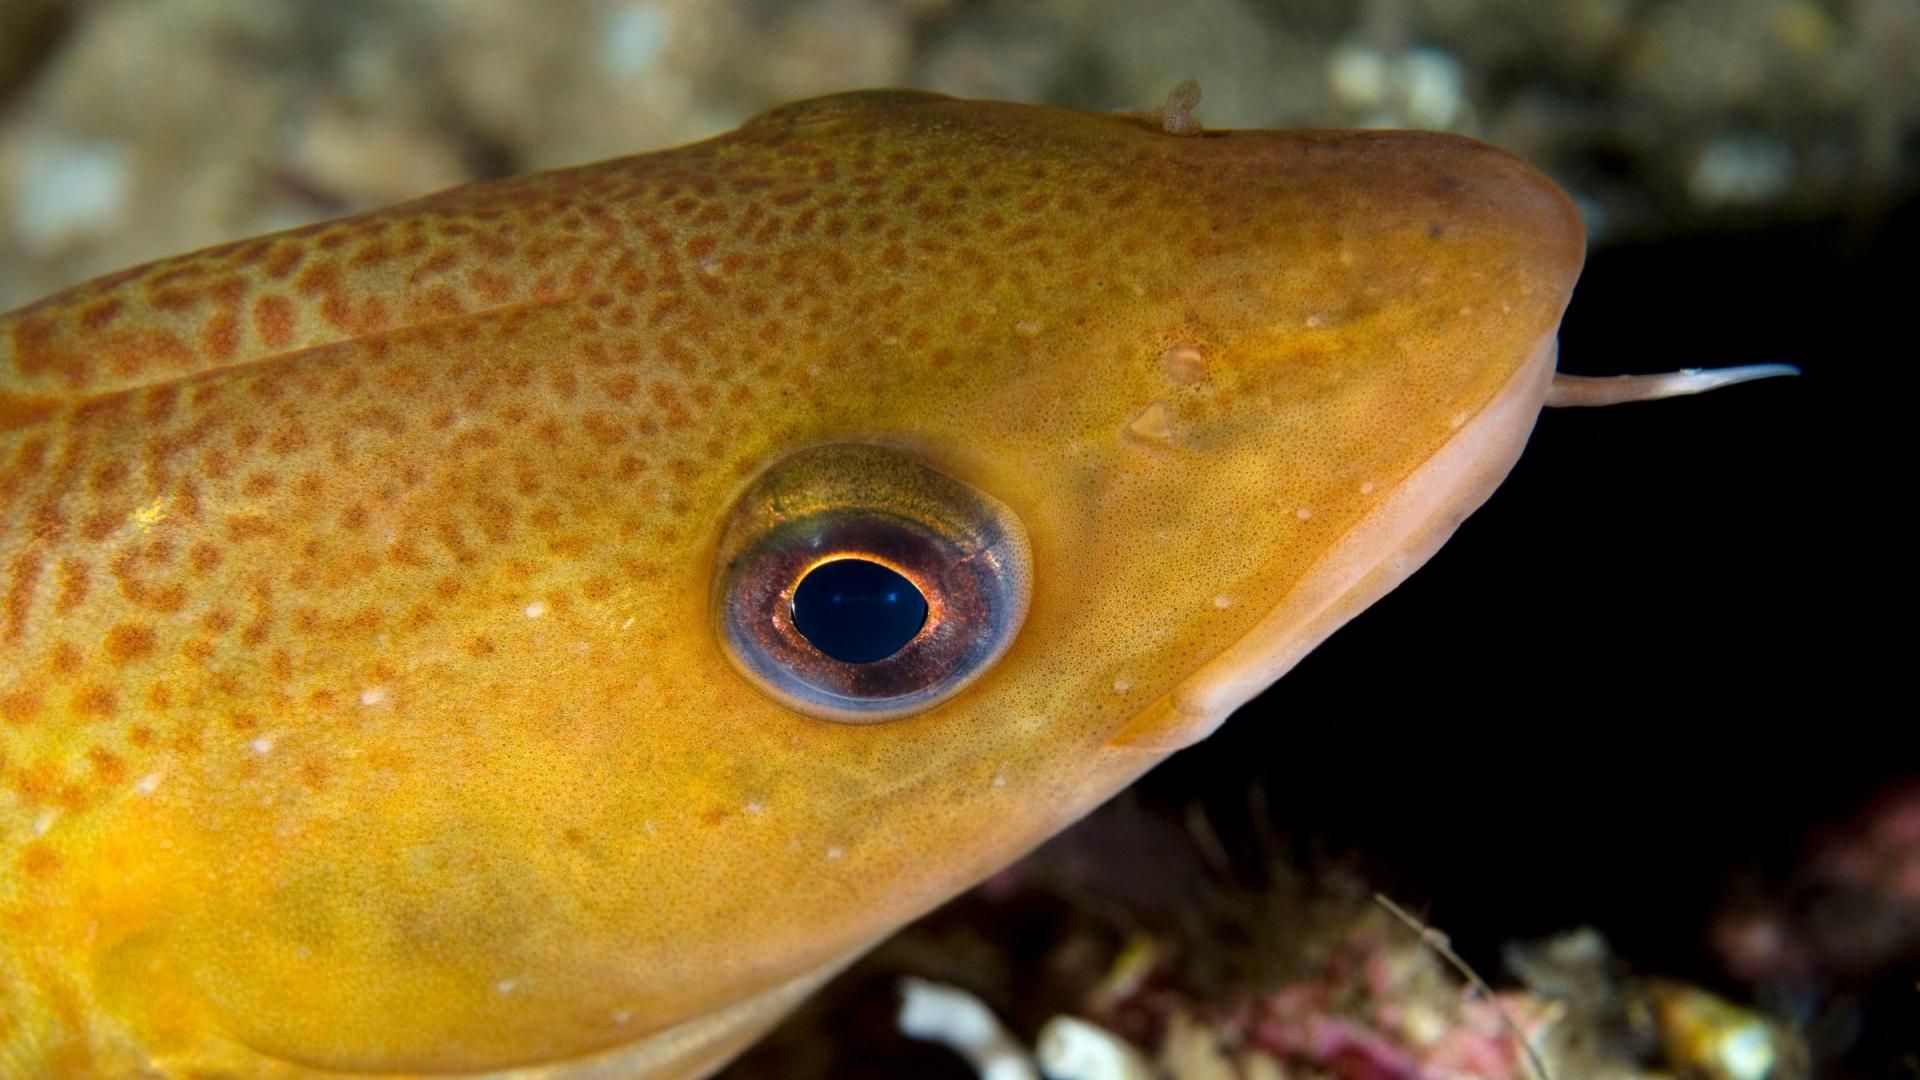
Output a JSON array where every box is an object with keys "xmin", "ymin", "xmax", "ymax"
[
  {"xmin": 1646, "ymin": 979, "xmax": 1791, "ymax": 1080},
  {"xmin": 901, "ymin": 903, "xmax": 1810, "ymax": 1080},
  {"xmin": 1037, "ymin": 1016, "xmax": 1156, "ymax": 1080},
  {"xmin": 1508, "ymin": 927, "xmax": 1807, "ymax": 1080},
  {"xmin": 898, "ymin": 977, "xmax": 1039, "ymax": 1080}
]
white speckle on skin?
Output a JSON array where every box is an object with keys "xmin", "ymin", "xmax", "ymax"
[
  {"xmin": 1448, "ymin": 411, "xmax": 1469, "ymax": 429},
  {"xmin": 130, "ymin": 497, "xmax": 168, "ymax": 531},
  {"xmin": 1212, "ymin": 594, "xmax": 1233, "ymax": 610},
  {"xmin": 1014, "ymin": 320, "xmax": 1041, "ymax": 337},
  {"xmin": 524, "ymin": 600, "xmax": 549, "ymax": 619},
  {"xmin": 621, "ymin": 616, "xmax": 636, "ymax": 630},
  {"xmin": 990, "ymin": 767, "xmax": 1008, "ymax": 789},
  {"xmin": 612, "ymin": 1009, "xmax": 634, "ymax": 1026},
  {"xmin": 1305, "ymin": 313, "xmax": 1326, "ymax": 328},
  {"xmin": 1360, "ymin": 480, "xmax": 1375, "ymax": 494},
  {"xmin": 1295, "ymin": 507, "xmax": 1314, "ymax": 521},
  {"xmin": 32, "ymin": 810, "xmax": 56, "ymax": 836},
  {"xmin": 745, "ymin": 800, "xmax": 765, "ymax": 815},
  {"xmin": 825, "ymin": 846, "xmax": 844, "ymax": 861},
  {"xmin": 135, "ymin": 773, "xmax": 161, "ymax": 796},
  {"xmin": 249, "ymin": 736, "xmax": 274, "ymax": 755},
  {"xmin": 1112, "ymin": 678, "xmax": 1133, "ymax": 694},
  {"xmin": 359, "ymin": 686, "xmax": 391, "ymax": 707},
  {"xmin": 496, "ymin": 979, "xmax": 518, "ymax": 995}
]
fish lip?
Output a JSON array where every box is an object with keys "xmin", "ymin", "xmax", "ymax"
[{"xmin": 1108, "ymin": 331, "xmax": 1561, "ymax": 753}]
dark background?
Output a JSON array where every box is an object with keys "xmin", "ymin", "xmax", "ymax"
[{"xmin": 731, "ymin": 197, "xmax": 1907, "ymax": 1076}]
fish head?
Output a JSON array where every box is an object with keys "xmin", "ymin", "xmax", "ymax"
[{"xmin": 2, "ymin": 91, "xmax": 1582, "ymax": 1075}]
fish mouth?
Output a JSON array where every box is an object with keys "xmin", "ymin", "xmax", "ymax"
[{"xmin": 1107, "ymin": 330, "xmax": 1561, "ymax": 753}]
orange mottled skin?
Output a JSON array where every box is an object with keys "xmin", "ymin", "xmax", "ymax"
[{"xmin": 0, "ymin": 91, "xmax": 1582, "ymax": 1077}]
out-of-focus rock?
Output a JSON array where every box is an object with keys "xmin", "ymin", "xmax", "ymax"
[
  {"xmin": 0, "ymin": 0, "xmax": 1913, "ymax": 308},
  {"xmin": 0, "ymin": 0, "xmax": 72, "ymax": 107},
  {"xmin": 8, "ymin": 133, "xmax": 126, "ymax": 256}
]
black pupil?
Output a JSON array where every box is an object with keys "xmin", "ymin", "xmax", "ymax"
[{"xmin": 790, "ymin": 559, "xmax": 928, "ymax": 664}]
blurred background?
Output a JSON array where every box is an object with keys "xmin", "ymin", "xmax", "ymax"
[
  {"xmin": 1, "ymin": 2, "xmax": 1911, "ymax": 1078},
  {"xmin": 0, "ymin": 0, "xmax": 1912, "ymax": 309}
]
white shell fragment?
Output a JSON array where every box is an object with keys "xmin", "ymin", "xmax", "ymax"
[
  {"xmin": 1036, "ymin": 1016, "xmax": 1156, "ymax": 1080},
  {"xmin": 898, "ymin": 977, "xmax": 1159, "ymax": 1080},
  {"xmin": 898, "ymin": 978, "xmax": 1039, "ymax": 1080}
]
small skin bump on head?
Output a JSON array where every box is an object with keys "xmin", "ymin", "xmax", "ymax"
[
  {"xmin": 1159, "ymin": 79, "xmax": 1204, "ymax": 136},
  {"xmin": 523, "ymin": 600, "xmax": 549, "ymax": 619},
  {"xmin": 1124, "ymin": 402, "xmax": 1174, "ymax": 445},
  {"xmin": 1112, "ymin": 678, "xmax": 1133, "ymax": 695},
  {"xmin": 1295, "ymin": 507, "xmax": 1314, "ymax": 521},
  {"xmin": 1212, "ymin": 594, "xmax": 1233, "ymax": 610},
  {"xmin": 1160, "ymin": 345, "xmax": 1207, "ymax": 385},
  {"xmin": 825, "ymin": 846, "xmax": 844, "ymax": 861},
  {"xmin": 249, "ymin": 736, "xmax": 274, "ymax": 755},
  {"xmin": 359, "ymin": 687, "xmax": 391, "ymax": 707}
]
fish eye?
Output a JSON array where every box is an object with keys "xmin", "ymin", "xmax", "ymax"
[
  {"xmin": 789, "ymin": 558, "xmax": 928, "ymax": 663},
  {"xmin": 712, "ymin": 444, "xmax": 1031, "ymax": 723}
]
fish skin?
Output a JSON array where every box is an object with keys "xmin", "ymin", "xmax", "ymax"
[{"xmin": 0, "ymin": 90, "xmax": 1581, "ymax": 1076}]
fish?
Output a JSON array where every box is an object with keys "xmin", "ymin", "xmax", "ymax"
[{"xmin": 0, "ymin": 87, "xmax": 1790, "ymax": 1078}]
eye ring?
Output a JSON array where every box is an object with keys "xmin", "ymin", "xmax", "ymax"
[{"xmin": 712, "ymin": 444, "xmax": 1031, "ymax": 723}]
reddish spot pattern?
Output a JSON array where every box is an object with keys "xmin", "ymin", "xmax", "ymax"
[
  {"xmin": 253, "ymin": 295, "xmax": 295, "ymax": 349},
  {"xmin": 19, "ymin": 842, "xmax": 58, "ymax": 878},
  {"xmin": 104, "ymin": 624, "xmax": 156, "ymax": 663},
  {"xmin": 0, "ymin": 103, "xmax": 1322, "ymax": 1046}
]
